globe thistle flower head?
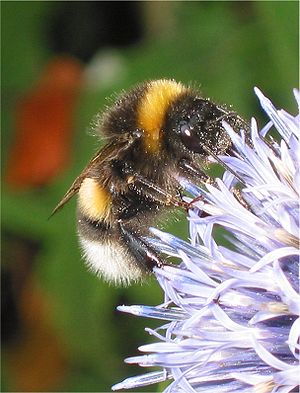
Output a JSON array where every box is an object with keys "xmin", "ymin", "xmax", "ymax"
[{"xmin": 112, "ymin": 88, "xmax": 300, "ymax": 393}]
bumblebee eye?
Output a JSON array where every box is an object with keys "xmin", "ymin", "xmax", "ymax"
[
  {"xmin": 178, "ymin": 118, "xmax": 202, "ymax": 152},
  {"xmin": 179, "ymin": 120, "xmax": 191, "ymax": 135}
]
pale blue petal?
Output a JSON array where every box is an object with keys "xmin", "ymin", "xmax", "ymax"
[{"xmin": 111, "ymin": 371, "xmax": 167, "ymax": 390}]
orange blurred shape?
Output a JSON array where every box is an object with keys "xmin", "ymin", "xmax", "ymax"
[{"xmin": 5, "ymin": 56, "xmax": 83, "ymax": 190}]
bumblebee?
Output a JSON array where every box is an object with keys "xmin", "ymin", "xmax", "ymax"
[{"xmin": 52, "ymin": 79, "xmax": 244, "ymax": 285}]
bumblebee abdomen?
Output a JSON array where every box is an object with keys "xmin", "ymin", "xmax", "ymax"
[
  {"xmin": 77, "ymin": 210, "xmax": 148, "ymax": 285},
  {"xmin": 78, "ymin": 178, "xmax": 112, "ymax": 222},
  {"xmin": 79, "ymin": 236, "xmax": 146, "ymax": 285}
]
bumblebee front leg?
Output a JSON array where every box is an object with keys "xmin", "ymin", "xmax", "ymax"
[
  {"xmin": 119, "ymin": 222, "xmax": 164, "ymax": 271},
  {"xmin": 126, "ymin": 173, "xmax": 189, "ymax": 209},
  {"xmin": 178, "ymin": 158, "xmax": 210, "ymax": 182}
]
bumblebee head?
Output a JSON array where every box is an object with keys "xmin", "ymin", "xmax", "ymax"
[{"xmin": 164, "ymin": 94, "xmax": 233, "ymax": 158}]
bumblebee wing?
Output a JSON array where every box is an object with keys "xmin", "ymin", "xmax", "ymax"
[{"xmin": 50, "ymin": 134, "xmax": 138, "ymax": 217}]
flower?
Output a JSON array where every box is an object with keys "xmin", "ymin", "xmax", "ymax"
[{"xmin": 112, "ymin": 88, "xmax": 300, "ymax": 392}]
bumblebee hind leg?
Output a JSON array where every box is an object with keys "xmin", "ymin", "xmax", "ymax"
[{"xmin": 119, "ymin": 222, "xmax": 164, "ymax": 272}]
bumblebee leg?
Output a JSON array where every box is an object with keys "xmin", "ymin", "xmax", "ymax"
[
  {"xmin": 119, "ymin": 222, "xmax": 164, "ymax": 271},
  {"xmin": 179, "ymin": 158, "xmax": 209, "ymax": 182},
  {"xmin": 232, "ymin": 187, "xmax": 250, "ymax": 210},
  {"xmin": 127, "ymin": 174, "xmax": 189, "ymax": 209}
]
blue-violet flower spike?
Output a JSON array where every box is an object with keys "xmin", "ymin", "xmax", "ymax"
[{"xmin": 112, "ymin": 88, "xmax": 300, "ymax": 393}]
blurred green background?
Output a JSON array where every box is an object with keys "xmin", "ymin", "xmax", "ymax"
[{"xmin": 1, "ymin": 1, "xmax": 298, "ymax": 392}]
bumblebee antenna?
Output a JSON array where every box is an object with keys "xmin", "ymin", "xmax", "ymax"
[{"xmin": 214, "ymin": 109, "xmax": 250, "ymax": 132}]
